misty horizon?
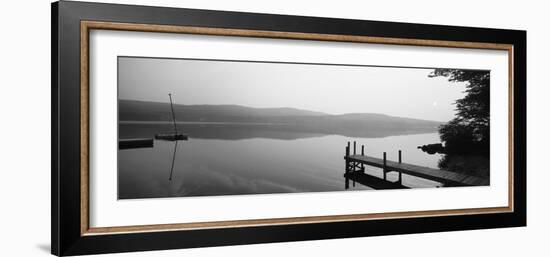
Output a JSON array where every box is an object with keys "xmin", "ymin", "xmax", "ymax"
[
  {"xmin": 118, "ymin": 99, "xmax": 447, "ymax": 123},
  {"xmin": 118, "ymin": 56, "xmax": 469, "ymax": 121}
]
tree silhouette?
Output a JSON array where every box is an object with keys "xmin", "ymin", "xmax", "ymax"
[{"xmin": 429, "ymin": 69, "xmax": 490, "ymax": 157}]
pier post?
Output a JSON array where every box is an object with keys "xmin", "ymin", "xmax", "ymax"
[
  {"xmin": 398, "ymin": 172, "xmax": 402, "ymax": 185},
  {"xmin": 398, "ymin": 150, "xmax": 402, "ymax": 163},
  {"xmin": 345, "ymin": 159, "xmax": 349, "ymax": 173},
  {"xmin": 398, "ymin": 150, "xmax": 402, "ymax": 184},
  {"xmin": 383, "ymin": 152, "xmax": 387, "ymax": 180},
  {"xmin": 345, "ymin": 142, "xmax": 350, "ymax": 173},
  {"xmin": 361, "ymin": 145, "xmax": 365, "ymax": 172}
]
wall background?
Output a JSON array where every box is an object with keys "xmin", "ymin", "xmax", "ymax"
[{"xmin": 0, "ymin": 0, "xmax": 546, "ymax": 256}]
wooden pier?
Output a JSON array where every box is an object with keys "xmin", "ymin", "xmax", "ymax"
[{"xmin": 344, "ymin": 141, "xmax": 489, "ymax": 187}]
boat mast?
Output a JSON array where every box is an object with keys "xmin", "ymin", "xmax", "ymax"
[{"xmin": 168, "ymin": 93, "xmax": 178, "ymax": 134}]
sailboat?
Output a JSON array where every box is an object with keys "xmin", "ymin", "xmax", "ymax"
[{"xmin": 155, "ymin": 93, "xmax": 188, "ymax": 141}]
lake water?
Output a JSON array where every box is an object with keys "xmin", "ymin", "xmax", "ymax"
[{"xmin": 118, "ymin": 123, "xmax": 443, "ymax": 199}]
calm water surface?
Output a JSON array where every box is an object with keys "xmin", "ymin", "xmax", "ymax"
[{"xmin": 118, "ymin": 124, "xmax": 443, "ymax": 199}]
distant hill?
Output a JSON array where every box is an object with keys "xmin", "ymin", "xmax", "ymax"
[
  {"xmin": 119, "ymin": 100, "xmax": 442, "ymax": 138},
  {"xmin": 119, "ymin": 100, "xmax": 327, "ymax": 122}
]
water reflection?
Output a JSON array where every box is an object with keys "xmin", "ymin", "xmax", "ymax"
[
  {"xmin": 119, "ymin": 122, "xmax": 437, "ymax": 141},
  {"xmin": 168, "ymin": 141, "xmax": 178, "ymax": 181},
  {"xmin": 118, "ymin": 123, "xmax": 442, "ymax": 199},
  {"xmin": 344, "ymin": 171, "xmax": 409, "ymax": 190}
]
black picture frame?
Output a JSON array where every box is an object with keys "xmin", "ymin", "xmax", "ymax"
[{"xmin": 51, "ymin": 1, "xmax": 526, "ymax": 256}]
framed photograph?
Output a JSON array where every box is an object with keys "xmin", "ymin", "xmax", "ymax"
[{"xmin": 52, "ymin": 1, "xmax": 526, "ymax": 256}]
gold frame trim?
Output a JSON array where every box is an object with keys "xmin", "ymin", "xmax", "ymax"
[{"xmin": 80, "ymin": 20, "xmax": 514, "ymax": 236}]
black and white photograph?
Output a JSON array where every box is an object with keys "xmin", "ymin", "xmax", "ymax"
[
  {"xmin": 117, "ymin": 56, "xmax": 490, "ymax": 199},
  {"xmin": 0, "ymin": 0, "xmax": 538, "ymax": 256}
]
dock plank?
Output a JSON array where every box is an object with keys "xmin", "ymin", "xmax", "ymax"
[{"xmin": 345, "ymin": 155, "xmax": 488, "ymax": 186}]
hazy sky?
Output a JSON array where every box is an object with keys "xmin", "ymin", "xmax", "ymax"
[{"xmin": 118, "ymin": 57, "xmax": 468, "ymax": 122}]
